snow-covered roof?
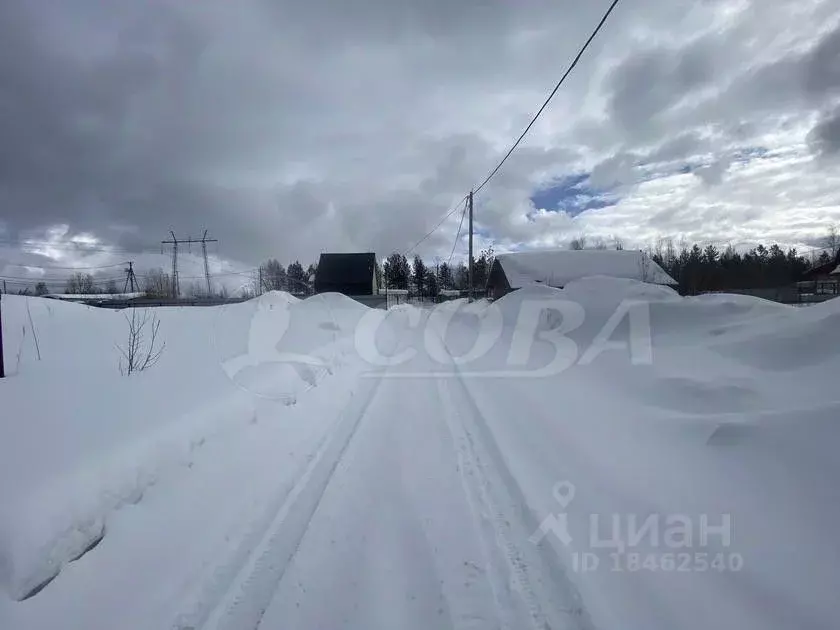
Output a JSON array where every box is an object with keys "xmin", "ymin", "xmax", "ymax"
[{"xmin": 495, "ymin": 249, "xmax": 677, "ymax": 288}]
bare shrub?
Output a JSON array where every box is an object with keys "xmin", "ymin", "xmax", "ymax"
[
  {"xmin": 117, "ymin": 309, "xmax": 165, "ymax": 375},
  {"xmin": 569, "ymin": 234, "xmax": 588, "ymax": 250},
  {"xmin": 143, "ymin": 268, "xmax": 172, "ymax": 298}
]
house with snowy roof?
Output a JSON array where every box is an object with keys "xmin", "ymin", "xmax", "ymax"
[
  {"xmin": 798, "ymin": 250, "xmax": 840, "ymax": 297},
  {"xmin": 486, "ymin": 249, "xmax": 677, "ymax": 299}
]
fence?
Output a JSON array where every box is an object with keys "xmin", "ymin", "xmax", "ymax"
[
  {"xmin": 704, "ymin": 285, "xmax": 838, "ymax": 305},
  {"xmin": 383, "ymin": 289, "xmax": 470, "ymax": 309},
  {"xmin": 46, "ymin": 295, "xmax": 252, "ymax": 309}
]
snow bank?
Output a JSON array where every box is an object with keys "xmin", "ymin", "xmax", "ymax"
[
  {"xmin": 0, "ymin": 292, "xmax": 371, "ymax": 600},
  {"xmin": 476, "ymin": 279, "xmax": 840, "ymax": 412},
  {"xmin": 3, "ymin": 280, "xmax": 840, "ymax": 628},
  {"xmin": 489, "ymin": 276, "xmax": 840, "ymax": 422},
  {"xmin": 447, "ymin": 282, "xmax": 840, "ymax": 629},
  {"xmin": 560, "ymin": 274, "xmax": 680, "ymax": 302},
  {"xmin": 708, "ymin": 297, "xmax": 840, "ymax": 371}
]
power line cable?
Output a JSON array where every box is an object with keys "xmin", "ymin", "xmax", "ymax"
[
  {"xmin": 3, "ymin": 261, "xmax": 128, "ymax": 271},
  {"xmin": 405, "ymin": 193, "xmax": 470, "ymax": 256},
  {"xmin": 134, "ymin": 268, "xmax": 258, "ymax": 280},
  {"xmin": 0, "ymin": 274, "xmax": 126, "ymax": 282},
  {"xmin": 0, "ymin": 239, "xmax": 141, "ymax": 254},
  {"xmin": 447, "ymin": 200, "xmax": 469, "ymax": 267},
  {"xmin": 472, "ymin": 0, "xmax": 622, "ymax": 196}
]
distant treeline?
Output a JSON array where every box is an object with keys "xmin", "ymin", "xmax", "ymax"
[
  {"xmin": 253, "ymin": 259, "xmax": 317, "ymax": 295},
  {"xmin": 5, "ymin": 236, "xmax": 835, "ymax": 299},
  {"xmin": 382, "ymin": 249, "xmax": 495, "ymax": 295},
  {"xmin": 380, "ymin": 239, "xmax": 838, "ymax": 298},
  {"xmin": 649, "ymin": 241, "xmax": 834, "ymax": 295}
]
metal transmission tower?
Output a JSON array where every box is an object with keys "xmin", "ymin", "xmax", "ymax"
[
  {"xmin": 201, "ymin": 230, "xmax": 213, "ymax": 295},
  {"xmin": 162, "ymin": 231, "xmax": 180, "ymax": 297},
  {"xmin": 123, "ymin": 261, "xmax": 138, "ymax": 293},
  {"xmin": 161, "ymin": 231, "xmax": 219, "ymax": 298}
]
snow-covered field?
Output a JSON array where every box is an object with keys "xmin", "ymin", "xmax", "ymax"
[{"xmin": 1, "ymin": 279, "xmax": 838, "ymax": 630}]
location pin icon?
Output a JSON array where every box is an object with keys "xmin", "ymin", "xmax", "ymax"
[{"xmin": 553, "ymin": 481, "xmax": 575, "ymax": 508}]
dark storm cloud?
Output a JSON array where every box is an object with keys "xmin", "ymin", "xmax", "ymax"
[
  {"xmin": 691, "ymin": 21, "xmax": 840, "ymax": 125},
  {"xmin": 602, "ymin": 12, "xmax": 840, "ymax": 154},
  {"xmin": 0, "ymin": 0, "xmax": 719, "ymax": 262},
  {"xmin": 1, "ymin": 0, "xmax": 839, "ymax": 268},
  {"xmin": 0, "ymin": 0, "xmax": 341, "ymax": 262},
  {"xmin": 804, "ymin": 24, "xmax": 840, "ymax": 96},
  {"xmin": 606, "ymin": 37, "xmax": 718, "ymax": 136},
  {"xmin": 809, "ymin": 106, "xmax": 840, "ymax": 156}
]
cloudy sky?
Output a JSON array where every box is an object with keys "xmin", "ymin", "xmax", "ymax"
[{"xmin": 1, "ymin": 0, "xmax": 839, "ymax": 289}]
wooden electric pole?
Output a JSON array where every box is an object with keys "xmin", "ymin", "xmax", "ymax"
[{"xmin": 468, "ymin": 190, "xmax": 474, "ymax": 302}]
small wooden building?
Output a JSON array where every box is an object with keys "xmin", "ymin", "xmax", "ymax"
[
  {"xmin": 314, "ymin": 252, "xmax": 378, "ymax": 296},
  {"xmin": 486, "ymin": 249, "xmax": 677, "ymax": 299},
  {"xmin": 798, "ymin": 251, "xmax": 840, "ymax": 297}
]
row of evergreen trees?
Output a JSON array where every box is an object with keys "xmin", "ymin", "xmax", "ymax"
[
  {"xmin": 254, "ymin": 249, "xmax": 498, "ymax": 298},
  {"xmin": 649, "ymin": 241, "xmax": 832, "ymax": 295},
  {"xmin": 255, "ymin": 259, "xmax": 317, "ymax": 294},
  {"xmin": 382, "ymin": 248, "xmax": 496, "ymax": 295},
  {"xmin": 381, "ymin": 240, "xmax": 835, "ymax": 297}
]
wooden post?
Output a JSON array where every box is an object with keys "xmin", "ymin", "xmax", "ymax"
[{"xmin": 468, "ymin": 190, "xmax": 474, "ymax": 302}]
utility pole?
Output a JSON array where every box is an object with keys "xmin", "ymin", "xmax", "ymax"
[
  {"xmin": 0, "ymin": 294, "xmax": 5, "ymax": 378},
  {"xmin": 123, "ymin": 261, "xmax": 138, "ymax": 294},
  {"xmin": 468, "ymin": 190, "xmax": 474, "ymax": 302}
]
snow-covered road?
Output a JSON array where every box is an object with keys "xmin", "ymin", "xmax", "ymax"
[
  {"xmin": 3, "ymin": 318, "xmax": 589, "ymax": 630},
  {"xmin": 3, "ymin": 283, "xmax": 840, "ymax": 630}
]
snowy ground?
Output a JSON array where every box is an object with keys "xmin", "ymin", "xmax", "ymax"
[{"xmin": 1, "ymin": 280, "xmax": 838, "ymax": 630}]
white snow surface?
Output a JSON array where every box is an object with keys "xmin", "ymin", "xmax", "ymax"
[
  {"xmin": 1, "ymin": 282, "xmax": 839, "ymax": 630},
  {"xmin": 495, "ymin": 249, "xmax": 677, "ymax": 287}
]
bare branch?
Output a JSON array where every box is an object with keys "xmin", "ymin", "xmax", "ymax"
[{"xmin": 116, "ymin": 309, "xmax": 165, "ymax": 375}]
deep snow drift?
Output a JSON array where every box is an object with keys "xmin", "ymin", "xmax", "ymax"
[
  {"xmin": 1, "ymin": 281, "xmax": 838, "ymax": 630},
  {"xmin": 0, "ymin": 291, "xmax": 369, "ymax": 602}
]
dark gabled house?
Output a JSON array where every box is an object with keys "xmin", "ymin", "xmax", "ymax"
[{"xmin": 314, "ymin": 252, "xmax": 379, "ymax": 296}]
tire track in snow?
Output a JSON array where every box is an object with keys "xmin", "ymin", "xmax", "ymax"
[
  {"xmin": 172, "ymin": 372, "xmax": 386, "ymax": 630},
  {"xmin": 438, "ymin": 368, "xmax": 596, "ymax": 630},
  {"xmin": 437, "ymin": 376, "xmax": 521, "ymax": 630}
]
